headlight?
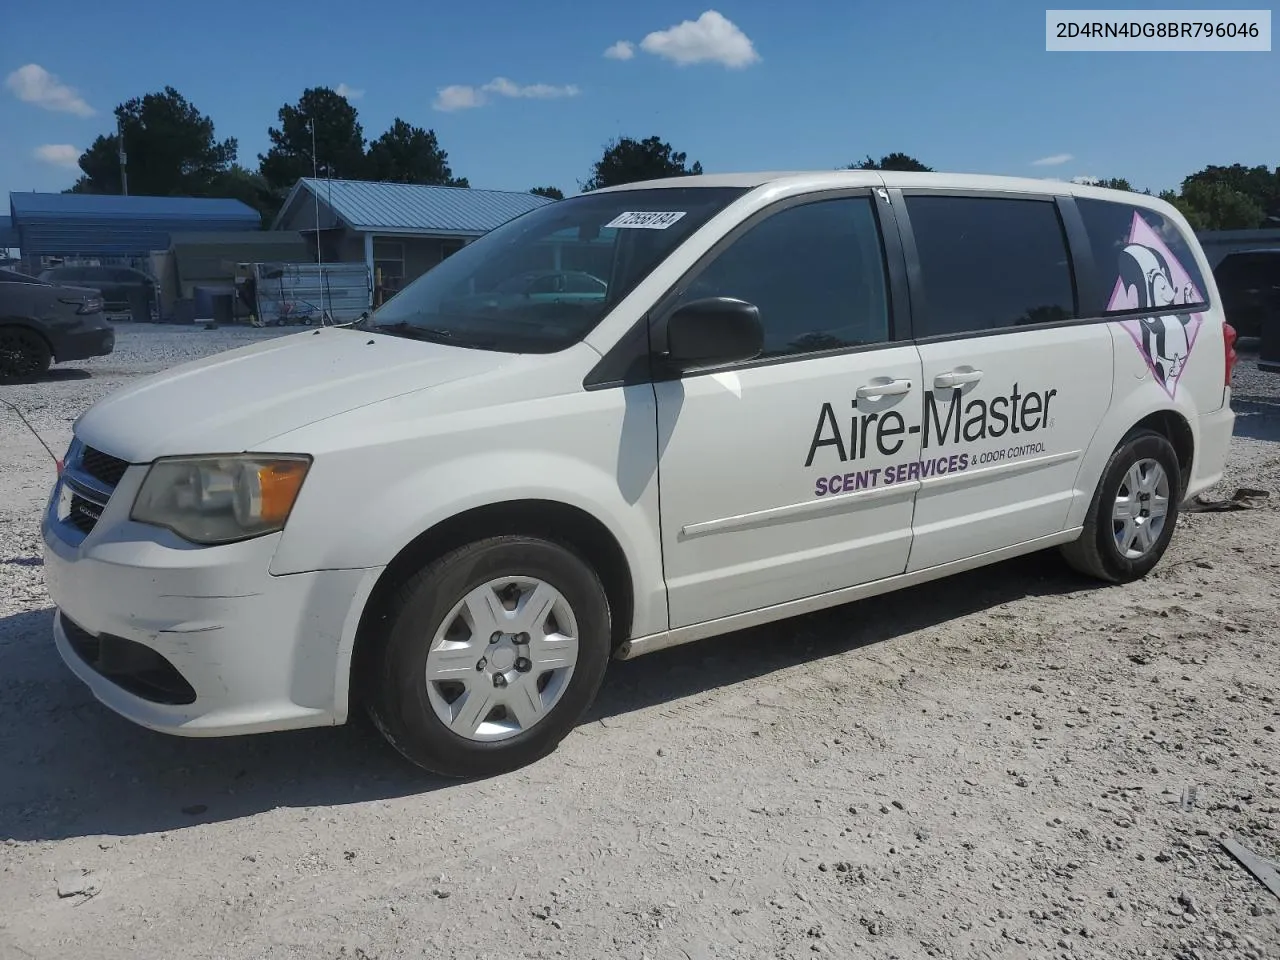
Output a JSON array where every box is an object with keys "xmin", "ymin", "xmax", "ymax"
[{"xmin": 131, "ymin": 455, "xmax": 312, "ymax": 545}]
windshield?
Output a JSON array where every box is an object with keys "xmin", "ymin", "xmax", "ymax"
[{"xmin": 367, "ymin": 186, "xmax": 747, "ymax": 352}]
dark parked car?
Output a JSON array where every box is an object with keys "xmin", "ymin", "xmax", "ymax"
[
  {"xmin": 1212, "ymin": 248, "xmax": 1280, "ymax": 339},
  {"xmin": 38, "ymin": 264, "xmax": 154, "ymax": 312},
  {"xmin": 0, "ymin": 268, "xmax": 114, "ymax": 381}
]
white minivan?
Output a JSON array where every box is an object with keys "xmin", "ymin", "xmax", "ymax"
[{"xmin": 42, "ymin": 172, "xmax": 1238, "ymax": 777}]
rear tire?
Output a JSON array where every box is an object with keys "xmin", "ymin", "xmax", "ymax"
[
  {"xmin": 1060, "ymin": 428, "xmax": 1182, "ymax": 583},
  {"xmin": 365, "ymin": 535, "xmax": 612, "ymax": 778},
  {"xmin": 0, "ymin": 326, "xmax": 52, "ymax": 383}
]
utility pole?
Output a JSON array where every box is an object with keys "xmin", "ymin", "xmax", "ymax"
[{"xmin": 117, "ymin": 117, "xmax": 128, "ymax": 196}]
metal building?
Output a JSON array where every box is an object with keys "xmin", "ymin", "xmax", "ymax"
[
  {"xmin": 272, "ymin": 178, "xmax": 554, "ymax": 300},
  {"xmin": 8, "ymin": 192, "xmax": 261, "ymax": 272},
  {"xmin": 0, "ymin": 215, "xmax": 18, "ymax": 254}
]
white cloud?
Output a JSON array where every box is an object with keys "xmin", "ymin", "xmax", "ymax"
[
  {"xmin": 482, "ymin": 77, "xmax": 579, "ymax": 99},
  {"xmin": 5, "ymin": 64, "xmax": 95, "ymax": 117},
  {"xmin": 1070, "ymin": 175, "xmax": 1099, "ymax": 184},
  {"xmin": 34, "ymin": 144, "xmax": 81, "ymax": 169},
  {"xmin": 433, "ymin": 84, "xmax": 486, "ymax": 111},
  {"xmin": 638, "ymin": 10, "xmax": 759, "ymax": 68},
  {"xmin": 433, "ymin": 77, "xmax": 580, "ymax": 111},
  {"xmin": 1031, "ymin": 153, "xmax": 1074, "ymax": 167},
  {"xmin": 604, "ymin": 40, "xmax": 636, "ymax": 60},
  {"xmin": 335, "ymin": 83, "xmax": 364, "ymax": 100}
]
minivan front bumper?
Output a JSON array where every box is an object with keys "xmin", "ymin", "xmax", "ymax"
[{"xmin": 41, "ymin": 461, "xmax": 381, "ymax": 737}]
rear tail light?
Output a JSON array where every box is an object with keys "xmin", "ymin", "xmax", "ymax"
[{"xmin": 1224, "ymin": 322, "xmax": 1238, "ymax": 387}]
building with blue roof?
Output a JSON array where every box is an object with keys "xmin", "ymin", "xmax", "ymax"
[
  {"xmin": 0, "ymin": 215, "xmax": 18, "ymax": 252},
  {"xmin": 8, "ymin": 192, "xmax": 261, "ymax": 271},
  {"xmin": 272, "ymin": 178, "xmax": 554, "ymax": 298}
]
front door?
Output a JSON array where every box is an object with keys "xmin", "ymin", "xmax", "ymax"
[
  {"xmin": 652, "ymin": 192, "xmax": 925, "ymax": 629},
  {"xmin": 894, "ymin": 191, "xmax": 1115, "ymax": 572}
]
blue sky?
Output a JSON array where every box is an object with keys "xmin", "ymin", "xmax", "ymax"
[{"xmin": 2, "ymin": 0, "xmax": 1276, "ymax": 203}]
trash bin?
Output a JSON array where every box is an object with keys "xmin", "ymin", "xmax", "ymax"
[
  {"xmin": 192, "ymin": 285, "xmax": 215, "ymax": 323},
  {"xmin": 192, "ymin": 285, "xmax": 235, "ymax": 324},
  {"xmin": 126, "ymin": 286, "xmax": 152, "ymax": 323},
  {"xmin": 211, "ymin": 292, "xmax": 234, "ymax": 327}
]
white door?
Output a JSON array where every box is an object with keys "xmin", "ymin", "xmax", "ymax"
[
  {"xmin": 895, "ymin": 191, "xmax": 1115, "ymax": 571},
  {"xmin": 652, "ymin": 193, "xmax": 925, "ymax": 629}
]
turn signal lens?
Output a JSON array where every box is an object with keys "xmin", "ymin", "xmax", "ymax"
[{"xmin": 238, "ymin": 460, "xmax": 310, "ymax": 527}]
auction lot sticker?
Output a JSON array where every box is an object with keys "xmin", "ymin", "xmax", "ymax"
[{"xmin": 605, "ymin": 211, "xmax": 688, "ymax": 229}]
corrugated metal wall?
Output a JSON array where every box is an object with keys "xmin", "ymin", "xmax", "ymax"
[
  {"xmin": 18, "ymin": 214, "xmax": 258, "ymax": 260},
  {"xmin": 254, "ymin": 262, "xmax": 371, "ymax": 324},
  {"xmin": 10, "ymin": 193, "xmax": 261, "ymax": 261}
]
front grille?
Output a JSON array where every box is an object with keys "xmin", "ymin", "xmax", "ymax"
[
  {"xmin": 61, "ymin": 616, "xmax": 197, "ymax": 705},
  {"xmin": 55, "ymin": 442, "xmax": 128, "ymax": 538},
  {"xmin": 67, "ymin": 494, "xmax": 103, "ymax": 533},
  {"xmin": 80, "ymin": 446, "xmax": 129, "ymax": 487}
]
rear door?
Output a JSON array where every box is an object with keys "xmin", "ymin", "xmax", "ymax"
[
  {"xmin": 892, "ymin": 189, "xmax": 1114, "ymax": 571},
  {"xmin": 651, "ymin": 189, "xmax": 926, "ymax": 628}
]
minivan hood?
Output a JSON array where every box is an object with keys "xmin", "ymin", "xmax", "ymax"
[{"xmin": 74, "ymin": 328, "xmax": 513, "ymax": 463}]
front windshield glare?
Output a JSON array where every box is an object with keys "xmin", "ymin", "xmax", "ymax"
[{"xmin": 369, "ymin": 186, "xmax": 747, "ymax": 353}]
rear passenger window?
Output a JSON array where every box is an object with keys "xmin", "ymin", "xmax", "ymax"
[
  {"xmin": 673, "ymin": 197, "xmax": 891, "ymax": 358},
  {"xmin": 1076, "ymin": 198, "xmax": 1209, "ymax": 315},
  {"xmin": 905, "ymin": 195, "xmax": 1077, "ymax": 337}
]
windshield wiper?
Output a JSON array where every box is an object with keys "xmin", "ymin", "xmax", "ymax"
[{"xmin": 371, "ymin": 321, "xmax": 496, "ymax": 348}]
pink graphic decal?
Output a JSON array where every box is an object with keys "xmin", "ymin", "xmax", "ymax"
[{"xmin": 1108, "ymin": 211, "xmax": 1203, "ymax": 398}]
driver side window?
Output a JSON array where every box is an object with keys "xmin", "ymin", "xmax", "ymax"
[{"xmin": 673, "ymin": 196, "xmax": 892, "ymax": 359}]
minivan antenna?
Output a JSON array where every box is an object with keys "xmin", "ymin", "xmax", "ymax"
[
  {"xmin": 310, "ymin": 117, "xmax": 329, "ymax": 325},
  {"xmin": 1, "ymin": 398, "xmax": 61, "ymax": 471}
]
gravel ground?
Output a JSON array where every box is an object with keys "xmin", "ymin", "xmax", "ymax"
[{"xmin": 2, "ymin": 323, "xmax": 1278, "ymax": 960}]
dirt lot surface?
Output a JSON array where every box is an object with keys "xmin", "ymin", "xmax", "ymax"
[{"xmin": 2, "ymin": 323, "xmax": 1278, "ymax": 960}]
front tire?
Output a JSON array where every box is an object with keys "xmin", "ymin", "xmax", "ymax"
[
  {"xmin": 1060, "ymin": 428, "xmax": 1182, "ymax": 583},
  {"xmin": 366, "ymin": 535, "xmax": 612, "ymax": 778},
  {"xmin": 0, "ymin": 327, "xmax": 52, "ymax": 383}
]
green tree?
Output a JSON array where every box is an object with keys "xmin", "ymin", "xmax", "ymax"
[
  {"xmin": 531, "ymin": 185, "xmax": 564, "ymax": 200},
  {"xmin": 1157, "ymin": 189, "xmax": 1204, "ymax": 230},
  {"xmin": 210, "ymin": 164, "xmax": 280, "ymax": 227},
  {"xmin": 847, "ymin": 152, "xmax": 932, "ymax": 172},
  {"xmin": 69, "ymin": 136, "xmax": 124, "ymax": 194},
  {"xmin": 1092, "ymin": 177, "xmax": 1133, "ymax": 191},
  {"xmin": 1182, "ymin": 163, "xmax": 1279, "ymax": 223},
  {"xmin": 583, "ymin": 136, "xmax": 702, "ymax": 191},
  {"xmin": 69, "ymin": 86, "xmax": 236, "ymax": 196},
  {"xmin": 259, "ymin": 87, "xmax": 368, "ymax": 192},
  {"xmin": 1177, "ymin": 180, "xmax": 1266, "ymax": 230},
  {"xmin": 366, "ymin": 119, "xmax": 468, "ymax": 186}
]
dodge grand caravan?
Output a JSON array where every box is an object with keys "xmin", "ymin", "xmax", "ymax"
[{"xmin": 42, "ymin": 172, "xmax": 1237, "ymax": 777}]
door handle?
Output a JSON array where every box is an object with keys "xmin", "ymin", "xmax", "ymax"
[
  {"xmin": 856, "ymin": 378, "xmax": 913, "ymax": 399},
  {"xmin": 934, "ymin": 368, "xmax": 983, "ymax": 389}
]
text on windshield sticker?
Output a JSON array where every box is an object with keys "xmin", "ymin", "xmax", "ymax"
[{"xmin": 605, "ymin": 211, "xmax": 687, "ymax": 229}]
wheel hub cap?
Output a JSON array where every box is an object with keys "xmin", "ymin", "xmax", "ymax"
[
  {"xmin": 423, "ymin": 576, "xmax": 580, "ymax": 743},
  {"xmin": 488, "ymin": 643, "xmax": 517, "ymax": 672},
  {"xmin": 1112, "ymin": 458, "xmax": 1170, "ymax": 560}
]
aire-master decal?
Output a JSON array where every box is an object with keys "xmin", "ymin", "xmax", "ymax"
[
  {"xmin": 1106, "ymin": 211, "xmax": 1204, "ymax": 398},
  {"xmin": 806, "ymin": 382, "xmax": 1058, "ymax": 498}
]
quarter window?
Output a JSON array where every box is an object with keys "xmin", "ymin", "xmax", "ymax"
[
  {"xmin": 906, "ymin": 195, "xmax": 1077, "ymax": 337},
  {"xmin": 1075, "ymin": 197, "xmax": 1209, "ymax": 315}
]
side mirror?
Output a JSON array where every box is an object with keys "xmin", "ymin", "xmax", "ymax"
[{"xmin": 664, "ymin": 297, "xmax": 764, "ymax": 368}]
